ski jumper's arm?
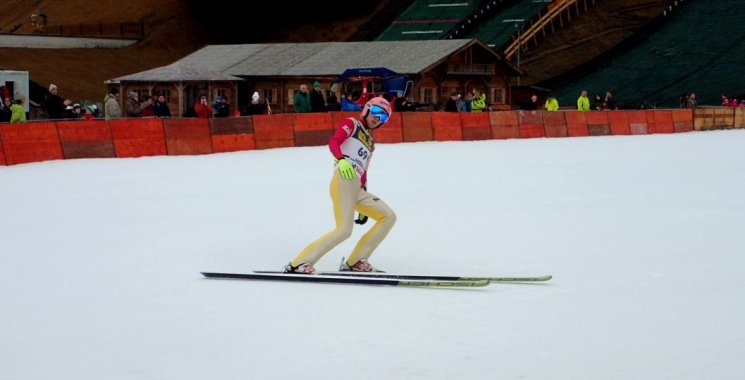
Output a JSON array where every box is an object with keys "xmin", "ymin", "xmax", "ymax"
[{"xmin": 329, "ymin": 119, "xmax": 369, "ymax": 189}]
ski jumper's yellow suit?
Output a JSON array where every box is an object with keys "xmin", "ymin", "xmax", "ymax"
[{"xmin": 290, "ymin": 97, "xmax": 396, "ymax": 269}]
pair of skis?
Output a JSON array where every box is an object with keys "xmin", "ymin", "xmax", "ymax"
[{"xmin": 201, "ymin": 270, "xmax": 552, "ymax": 288}]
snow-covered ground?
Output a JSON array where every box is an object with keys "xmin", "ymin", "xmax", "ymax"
[{"xmin": 1, "ymin": 129, "xmax": 744, "ymax": 379}]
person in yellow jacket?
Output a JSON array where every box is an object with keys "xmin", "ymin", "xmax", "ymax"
[
  {"xmin": 577, "ymin": 90, "xmax": 590, "ymax": 111},
  {"xmin": 471, "ymin": 89, "xmax": 487, "ymax": 112},
  {"xmin": 544, "ymin": 94, "xmax": 559, "ymax": 111},
  {"xmin": 10, "ymin": 98, "xmax": 26, "ymax": 123}
]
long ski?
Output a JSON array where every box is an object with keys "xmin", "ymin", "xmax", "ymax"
[
  {"xmin": 254, "ymin": 271, "xmax": 552, "ymax": 282},
  {"xmin": 201, "ymin": 272, "xmax": 489, "ymax": 288}
]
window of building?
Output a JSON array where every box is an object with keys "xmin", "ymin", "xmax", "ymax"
[
  {"xmin": 263, "ymin": 89, "xmax": 275, "ymax": 104},
  {"xmin": 491, "ymin": 88, "xmax": 505, "ymax": 104},
  {"xmin": 422, "ymin": 88, "xmax": 434, "ymax": 104}
]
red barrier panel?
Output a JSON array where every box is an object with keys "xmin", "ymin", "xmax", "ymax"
[
  {"xmin": 295, "ymin": 113, "xmax": 334, "ymax": 147},
  {"xmin": 0, "ymin": 131, "xmax": 6, "ymax": 165},
  {"xmin": 517, "ymin": 110, "xmax": 545, "ymax": 138},
  {"xmin": 565, "ymin": 111, "xmax": 589, "ymax": 137},
  {"xmin": 489, "ymin": 111, "xmax": 520, "ymax": 139},
  {"xmin": 586, "ymin": 112, "xmax": 610, "ymax": 136},
  {"xmin": 646, "ymin": 111, "xmax": 657, "ymax": 134},
  {"xmin": 543, "ymin": 112, "xmax": 568, "ymax": 138},
  {"xmin": 56, "ymin": 120, "xmax": 115, "ymax": 159},
  {"xmin": 0, "ymin": 122, "xmax": 64, "ymax": 165},
  {"xmin": 460, "ymin": 112, "xmax": 491, "ymax": 140},
  {"xmin": 253, "ymin": 114, "xmax": 295, "ymax": 149},
  {"xmin": 111, "ymin": 118, "xmax": 167, "ymax": 158},
  {"xmin": 627, "ymin": 111, "xmax": 648, "ymax": 135},
  {"xmin": 671, "ymin": 109, "xmax": 693, "ymax": 133},
  {"xmin": 401, "ymin": 112, "xmax": 432, "ymax": 142},
  {"xmin": 294, "ymin": 113, "xmax": 333, "ymax": 132},
  {"xmin": 210, "ymin": 116, "xmax": 253, "ymax": 135},
  {"xmin": 608, "ymin": 111, "xmax": 630, "ymax": 135},
  {"xmin": 374, "ymin": 113, "xmax": 403, "ymax": 143},
  {"xmin": 653, "ymin": 110, "xmax": 674, "ymax": 134},
  {"xmin": 164, "ymin": 118, "xmax": 212, "ymax": 155},
  {"xmin": 212, "ymin": 134, "xmax": 256, "ymax": 153},
  {"xmin": 431, "ymin": 112, "xmax": 463, "ymax": 141}
]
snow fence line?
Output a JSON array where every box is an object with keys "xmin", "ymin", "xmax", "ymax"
[{"xmin": 0, "ymin": 108, "xmax": 741, "ymax": 166}]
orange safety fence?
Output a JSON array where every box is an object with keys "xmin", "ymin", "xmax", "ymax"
[
  {"xmin": 608, "ymin": 111, "xmax": 631, "ymax": 135},
  {"xmin": 565, "ymin": 111, "xmax": 589, "ymax": 137},
  {"xmin": 164, "ymin": 118, "xmax": 213, "ymax": 156},
  {"xmin": 460, "ymin": 112, "xmax": 491, "ymax": 141},
  {"xmin": 431, "ymin": 112, "xmax": 463, "ymax": 141},
  {"xmin": 517, "ymin": 110, "xmax": 545, "ymax": 138},
  {"xmin": 652, "ymin": 110, "xmax": 674, "ymax": 134},
  {"xmin": 294, "ymin": 113, "xmax": 334, "ymax": 147},
  {"xmin": 401, "ymin": 112, "xmax": 433, "ymax": 142},
  {"xmin": 253, "ymin": 114, "xmax": 295, "ymax": 150},
  {"xmin": 0, "ymin": 129, "xmax": 6, "ymax": 165},
  {"xmin": 671, "ymin": 109, "xmax": 694, "ymax": 133},
  {"xmin": 209, "ymin": 117, "xmax": 255, "ymax": 153},
  {"xmin": 490, "ymin": 111, "xmax": 520, "ymax": 139},
  {"xmin": 110, "ymin": 118, "xmax": 167, "ymax": 158},
  {"xmin": 56, "ymin": 120, "xmax": 115, "ymax": 159},
  {"xmin": 0, "ymin": 121, "xmax": 63, "ymax": 165},
  {"xmin": 627, "ymin": 111, "xmax": 648, "ymax": 135},
  {"xmin": 543, "ymin": 111, "xmax": 568, "ymax": 138},
  {"xmin": 0, "ymin": 109, "xmax": 720, "ymax": 166},
  {"xmin": 586, "ymin": 112, "xmax": 610, "ymax": 136}
]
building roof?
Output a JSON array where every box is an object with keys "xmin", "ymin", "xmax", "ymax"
[
  {"xmin": 106, "ymin": 61, "xmax": 244, "ymax": 83},
  {"xmin": 176, "ymin": 39, "xmax": 520, "ymax": 77}
]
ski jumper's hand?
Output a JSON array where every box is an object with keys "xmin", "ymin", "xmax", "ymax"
[
  {"xmin": 337, "ymin": 159, "xmax": 356, "ymax": 180},
  {"xmin": 355, "ymin": 214, "xmax": 369, "ymax": 225}
]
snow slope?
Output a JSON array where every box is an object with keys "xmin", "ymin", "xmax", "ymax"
[{"xmin": 1, "ymin": 130, "xmax": 744, "ymax": 379}]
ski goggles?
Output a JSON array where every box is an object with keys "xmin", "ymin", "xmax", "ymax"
[{"xmin": 369, "ymin": 105, "xmax": 390, "ymax": 124}]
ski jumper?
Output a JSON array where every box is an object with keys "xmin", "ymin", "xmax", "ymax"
[{"xmin": 291, "ymin": 118, "xmax": 396, "ymax": 267}]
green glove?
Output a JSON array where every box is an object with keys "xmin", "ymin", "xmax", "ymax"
[{"xmin": 337, "ymin": 158, "xmax": 356, "ymax": 180}]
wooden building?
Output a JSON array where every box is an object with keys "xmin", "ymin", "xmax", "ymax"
[
  {"xmin": 175, "ymin": 39, "xmax": 521, "ymax": 113},
  {"xmin": 105, "ymin": 62, "xmax": 244, "ymax": 117}
]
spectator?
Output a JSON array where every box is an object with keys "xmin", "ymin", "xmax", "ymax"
[
  {"xmin": 729, "ymin": 98, "xmax": 738, "ymax": 108},
  {"xmin": 194, "ymin": 94, "xmax": 211, "ymax": 118},
  {"xmin": 520, "ymin": 94, "xmax": 539, "ymax": 110},
  {"xmin": 294, "ymin": 84, "xmax": 312, "ymax": 113},
  {"xmin": 46, "ymin": 84, "xmax": 71, "ymax": 119},
  {"xmin": 140, "ymin": 95, "xmax": 156, "ymax": 117},
  {"xmin": 577, "ymin": 90, "xmax": 590, "ymax": 111},
  {"xmin": 243, "ymin": 91, "xmax": 268, "ymax": 115},
  {"xmin": 471, "ymin": 89, "xmax": 486, "ymax": 112},
  {"xmin": 0, "ymin": 97, "xmax": 12, "ymax": 122},
  {"xmin": 739, "ymin": 100, "xmax": 745, "ymax": 108},
  {"xmin": 721, "ymin": 95, "xmax": 729, "ymax": 107},
  {"xmin": 341, "ymin": 92, "xmax": 362, "ymax": 111},
  {"xmin": 212, "ymin": 95, "xmax": 230, "ymax": 117},
  {"xmin": 10, "ymin": 98, "xmax": 26, "ymax": 123},
  {"xmin": 125, "ymin": 91, "xmax": 146, "ymax": 117},
  {"xmin": 326, "ymin": 91, "xmax": 340, "ymax": 111},
  {"xmin": 604, "ymin": 91, "xmax": 617, "ymax": 110},
  {"xmin": 86, "ymin": 104, "xmax": 99, "ymax": 119},
  {"xmin": 310, "ymin": 81, "xmax": 326, "ymax": 112},
  {"xmin": 104, "ymin": 86, "xmax": 122, "ymax": 120},
  {"xmin": 393, "ymin": 91, "xmax": 414, "ymax": 112},
  {"xmin": 680, "ymin": 93, "xmax": 690, "ymax": 109},
  {"xmin": 544, "ymin": 94, "xmax": 559, "ymax": 111},
  {"xmin": 445, "ymin": 92, "xmax": 461, "ymax": 112},
  {"xmin": 687, "ymin": 92, "xmax": 697, "ymax": 109},
  {"xmin": 591, "ymin": 93, "xmax": 604, "ymax": 111},
  {"xmin": 153, "ymin": 95, "xmax": 171, "ymax": 117}
]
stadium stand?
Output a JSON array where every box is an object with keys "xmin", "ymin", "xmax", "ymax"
[
  {"xmin": 465, "ymin": 0, "xmax": 552, "ymax": 49},
  {"xmin": 552, "ymin": 0, "xmax": 745, "ymax": 108},
  {"xmin": 376, "ymin": 0, "xmax": 480, "ymax": 41}
]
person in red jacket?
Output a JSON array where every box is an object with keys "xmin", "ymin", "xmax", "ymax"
[
  {"xmin": 285, "ymin": 97, "xmax": 396, "ymax": 274},
  {"xmin": 194, "ymin": 94, "xmax": 211, "ymax": 118}
]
